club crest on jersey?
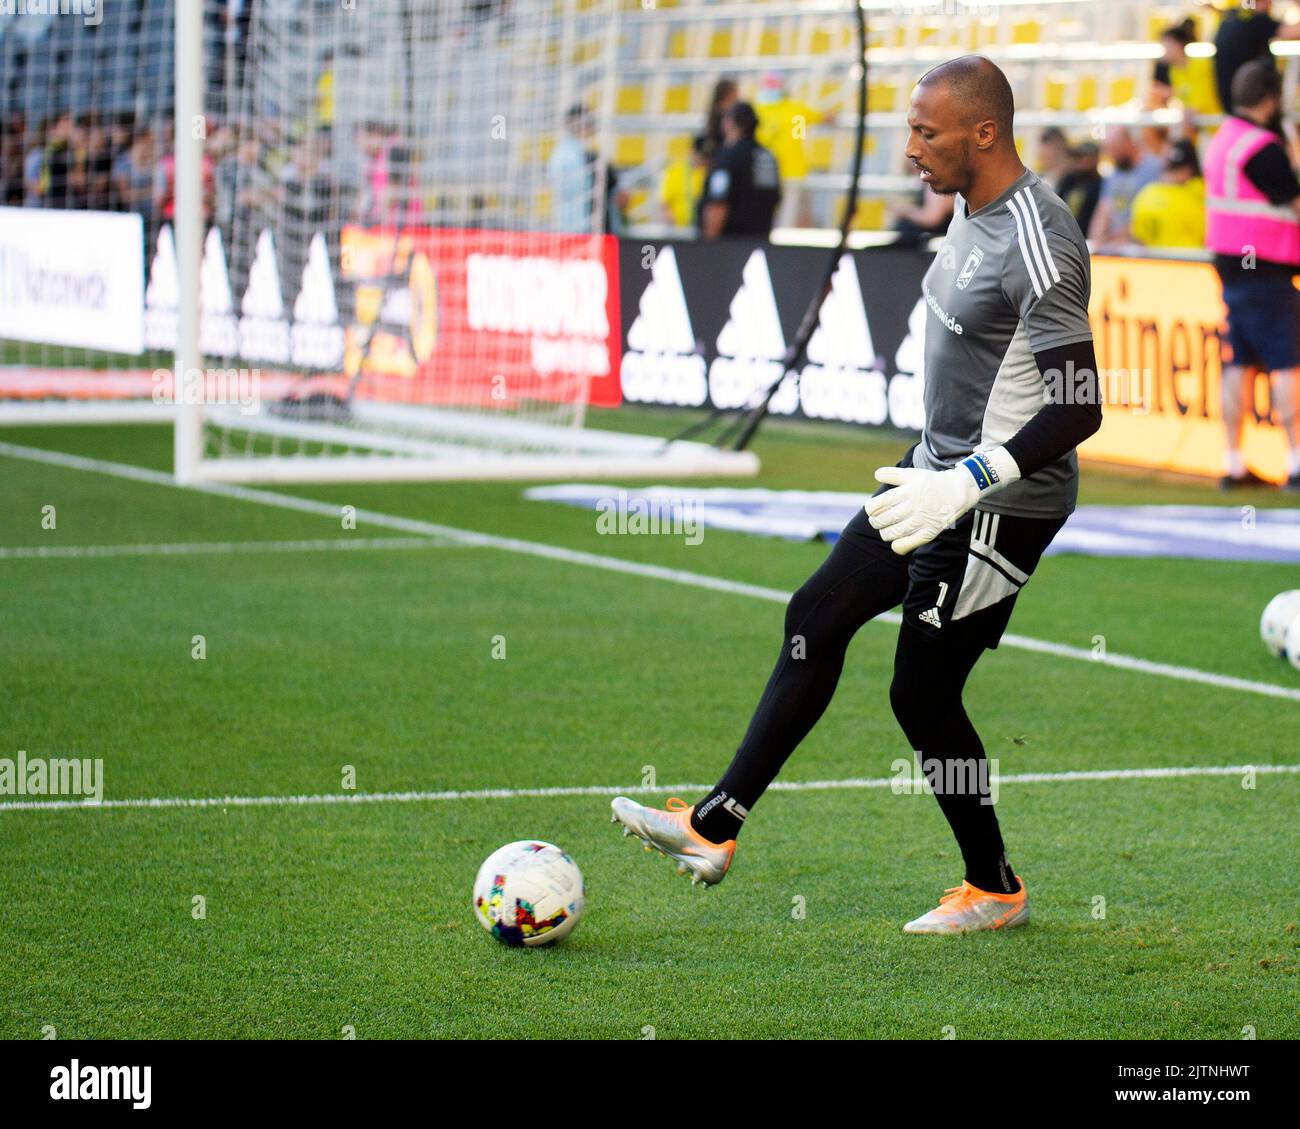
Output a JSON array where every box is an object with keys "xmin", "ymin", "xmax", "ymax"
[{"xmin": 956, "ymin": 245, "xmax": 985, "ymax": 290}]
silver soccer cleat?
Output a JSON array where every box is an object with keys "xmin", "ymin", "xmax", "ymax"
[
  {"xmin": 609, "ymin": 796, "xmax": 736, "ymax": 887},
  {"xmin": 903, "ymin": 878, "xmax": 1030, "ymax": 934}
]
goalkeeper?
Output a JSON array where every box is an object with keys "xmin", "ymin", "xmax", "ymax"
[{"xmin": 612, "ymin": 56, "xmax": 1102, "ymax": 935}]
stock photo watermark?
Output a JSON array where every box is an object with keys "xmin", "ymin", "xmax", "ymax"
[
  {"xmin": 0, "ymin": 0, "xmax": 102, "ymax": 27},
  {"xmin": 152, "ymin": 367, "xmax": 261, "ymax": 416},
  {"xmin": 891, "ymin": 755, "xmax": 1000, "ymax": 805},
  {"xmin": 0, "ymin": 750, "xmax": 104, "ymax": 804},
  {"xmin": 595, "ymin": 489, "xmax": 705, "ymax": 545}
]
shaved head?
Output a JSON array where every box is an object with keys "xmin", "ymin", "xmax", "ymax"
[
  {"xmin": 904, "ymin": 55, "xmax": 1023, "ymax": 204},
  {"xmin": 917, "ymin": 55, "xmax": 1015, "ymax": 143}
]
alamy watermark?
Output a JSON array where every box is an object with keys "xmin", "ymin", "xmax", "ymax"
[
  {"xmin": 0, "ymin": 1, "xmax": 102, "ymax": 27},
  {"xmin": 892, "ymin": 755, "xmax": 1000, "ymax": 805},
  {"xmin": 0, "ymin": 750, "xmax": 103, "ymax": 804},
  {"xmin": 595, "ymin": 489, "xmax": 705, "ymax": 545},
  {"xmin": 152, "ymin": 367, "xmax": 261, "ymax": 416}
]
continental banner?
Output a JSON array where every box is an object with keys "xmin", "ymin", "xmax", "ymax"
[{"xmin": 1082, "ymin": 255, "xmax": 1293, "ymax": 484}]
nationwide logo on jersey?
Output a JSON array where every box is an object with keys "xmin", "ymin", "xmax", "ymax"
[
  {"xmin": 956, "ymin": 244, "xmax": 985, "ymax": 290},
  {"xmin": 238, "ymin": 228, "xmax": 292, "ymax": 364},
  {"xmin": 622, "ymin": 245, "xmax": 707, "ymax": 406},
  {"xmin": 291, "ymin": 233, "xmax": 346, "ymax": 369},
  {"xmin": 710, "ymin": 249, "xmax": 796, "ymax": 415},
  {"xmin": 799, "ymin": 254, "xmax": 888, "ymax": 425}
]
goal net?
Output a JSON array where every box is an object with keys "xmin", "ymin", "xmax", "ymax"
[{"xmin": 0, "ymin": 0, "xmax": 756, "ymax": 482}]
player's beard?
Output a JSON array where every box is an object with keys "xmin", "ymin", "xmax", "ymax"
[{"xmin": 927, "ymin": 140, "xmax": 974, "ymax": 196}]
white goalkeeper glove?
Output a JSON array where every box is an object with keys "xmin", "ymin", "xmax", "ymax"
[{"xmin": 864, "ymin": 446, "xmax": 1021, "ymax": 555}]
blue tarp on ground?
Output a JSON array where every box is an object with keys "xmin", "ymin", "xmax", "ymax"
[{"xmin": 524, "ymin": 485, "xmax": 1300, "ymax": 563}]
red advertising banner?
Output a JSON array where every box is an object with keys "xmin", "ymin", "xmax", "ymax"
[{"xmin": 339, "ymin": 227, "xmax": 622, "ymax": 410}]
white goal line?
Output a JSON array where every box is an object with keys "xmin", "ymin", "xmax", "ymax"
[
  {"xmin": 2, "ymin": 439, "xmax": 1299, "ymax": 705},
  {"xmin": 0, "ymin": 763, "xmax": 1295, "ymax": 814},
  {"xmin": 0, "ymin": 536, "xmax": 463, "ymax": 561}
]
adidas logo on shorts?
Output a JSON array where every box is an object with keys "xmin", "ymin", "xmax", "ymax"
[{"xmin": 919, "ymin": 606, "xmax": 943, "ymax": 629}]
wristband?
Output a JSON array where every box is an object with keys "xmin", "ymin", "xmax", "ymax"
[{"xmin": 959, "ymin": 445, "xmax": 1021, "ymax": 493}]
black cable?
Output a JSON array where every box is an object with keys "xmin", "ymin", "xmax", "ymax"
[{"xmin": 664, "ymin": 0, "xmax": 869, "ymax": 452}]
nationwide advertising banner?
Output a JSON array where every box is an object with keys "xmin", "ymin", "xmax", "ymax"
[
  {"xmin": 0, "ymin": 207, "xmax": 144, "ymax": 355},
  {"xmin": 617, "ymin": 238, "xmax": 930, "ymax": 432}
]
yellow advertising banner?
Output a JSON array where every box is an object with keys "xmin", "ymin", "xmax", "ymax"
[{"xmin": 1082, "ymin": 256, "xmax": 1294, "ymax": 483}]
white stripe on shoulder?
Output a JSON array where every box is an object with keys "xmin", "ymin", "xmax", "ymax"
[
  {"xmin": 1024, "ymin": 190, "xmax": 1061, "ymax": 284},
  {"xmin": 1011, "ymin": 189, "xmax": 1055, "ymax": 294},
  {"xmin": 1006, "ymin": 193, "xmax": 1044, "ymax": 299}
]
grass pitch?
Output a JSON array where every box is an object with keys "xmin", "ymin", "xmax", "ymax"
[{"xmin": 0, "ymin": 412, "xmax": 1296, "ymax": 1039}]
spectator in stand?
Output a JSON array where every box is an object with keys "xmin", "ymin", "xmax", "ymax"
[
  {"xmin": 1036, "ymin": 126, "xmax": 1071, "ymax": 193},
  {"xmin": 1152, "ymin": 17, "xmax": 1221, "ymax": 121},
  {"xmin": 83, "ymin": 118, "xmax": 115, "ymax": 211},
  {"xmin": 1055, "ymin": 140, "xmax": 1103, "ymax": 237},
  {"xmin": 1087, "ymin": 126, "xmax": 1163, "ymax": 248},
  {"xmin": 658, "ymin": 134, "xmax": 708, "ymax": 233},
  {"xmin": 112, "ymin": 128, "xmax": 158, "ymax": 221},
  {"xmin": 754, "ymin": 70, "xmax": 835, "ymax": 228},
  {"xmin": 157, "ymin": 122, "xmax": 216, "ymax": 225},
  {"xmin": 701, "ymin": 79, "xmax": 739, "ymax": 164},
  {"xmin": 23, "ymin": 118, "xmax": 48, "ymax": 207},
  {"xmin": 40, "ymin": 113, "xmax": 75, "ymax": 209},
  {"xmin": 1130, "ymin": 138, "xmax": 1205, "ymax": 250},
  {"xmin": 1205, "ymin": 60, "xmax": 1300, "ymax": 491},
  {"xmin": 1212, "ymin": 0, "xmax": 1300, "ymax": 136},
  {"xmin": 0, "ymin": 113, "xmax": 25, "ymax": 206},
  {"xmin": 548, "ymin": 104, "xmax": 598, "ymax": 233},
  {"xmin": 700, "ymin": 102, "xmax": 781, "ymax": 241}
]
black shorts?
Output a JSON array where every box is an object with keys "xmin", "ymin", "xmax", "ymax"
[
  {"xmin": 1218, "ymin": 270, "xmax": 1300, "ymax": 373},
  {"xmin": 839, "ymin": 451, "xmax": 1068, "ymax": 651}
]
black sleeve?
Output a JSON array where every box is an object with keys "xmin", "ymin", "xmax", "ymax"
[
  {"xmin": 1153, "ymin": 61, "xmax": 1171, "ymax": 86},
  {"xmin": 1241, "ymin": 143, "xmax": 1300, "ymax": 206},
  {"xmin": 1002, "ymin": 338, "xmax": 1103, "ymax": 477}
]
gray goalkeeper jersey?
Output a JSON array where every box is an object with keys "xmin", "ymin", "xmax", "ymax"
[{"xmin": 914, "ymin": 167, "xmax": 1094, "ymax": 518}]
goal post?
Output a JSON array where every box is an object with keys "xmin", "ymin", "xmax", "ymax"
[
  {"xmin": 173, "ymin": 0, "xmax": 204, "ymax": 484},
  {"xmin": 165, "ymin": 0, "xmax": 757, "ymax": 484}
]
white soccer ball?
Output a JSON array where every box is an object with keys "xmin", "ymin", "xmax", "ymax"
[
  {"xmin": 1284, "ymin": 616, "xmax": 1300, "ymax": 672},
  {"xmin": 1260, "ymin": 590, "xmax": 1300, "ymax": 657},
  {"xmin": 472, "ymin": 840, "xmax": 585, "ymax": 947}
]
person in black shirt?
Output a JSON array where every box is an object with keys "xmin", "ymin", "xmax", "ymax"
[
  {"xmin": 700, "ymin": 102, "xmax": 781, "ymax": 240},
  {"xmin": 1054, "ymin": 140, "xmax": 1103, "ymax": 237},
  {"xmin": 1213, "ymin": 1, "xmax": 1300, "ymax": 132}
]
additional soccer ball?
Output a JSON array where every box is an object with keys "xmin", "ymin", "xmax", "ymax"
[
  {"xmin": 1260, "ymin": 590, "xmax": 1300, "ymax": 657},
  {"xmin": 472, "ymin": 840, "xmax": 585, "ymax": 947},
  {"xmin": 1285, "ymin": 616, "xmax": 1300, "ymax": 672}
]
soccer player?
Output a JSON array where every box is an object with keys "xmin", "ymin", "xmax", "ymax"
[{"xmin": 611, "ymin": 56, "xmax": 1102, "ymax": 935}]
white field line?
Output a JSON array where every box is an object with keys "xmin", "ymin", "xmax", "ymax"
[
  {"xmin": 3, "ymin": 440, "xmax": 1300, "ymax": 705},
  {"xmin": 0, "ymin": 763, "xmax": 1295, "ymax": 814},
  {"xmin": 0, "ymin": 537, "xmax": 461, "ymax": 560}
]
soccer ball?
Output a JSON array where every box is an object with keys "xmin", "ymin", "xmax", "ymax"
[
  {"xmin": 1285, "ymin": 616, "xmax": 1300, "ymax": 673},
  {"xmin": 1260, "ymin": 590, "xmax": 1300, "ymax": 657},
  {"xmin": 472, "ymin": 840, "xmax": 585, "ymax": 947}
]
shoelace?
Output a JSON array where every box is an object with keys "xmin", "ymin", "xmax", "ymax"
[
  {"xmin": 665, "ymin": 797, "xmax": 691, "ymax": 813},
  {"xmin": 936, "ymin": 883, "xmax": 976, "ymax": 910}
]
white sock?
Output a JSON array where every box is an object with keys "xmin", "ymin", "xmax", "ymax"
[{"xmin": 1226, "ymin": 449, "xmax": 1245, "ymax": 477}]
